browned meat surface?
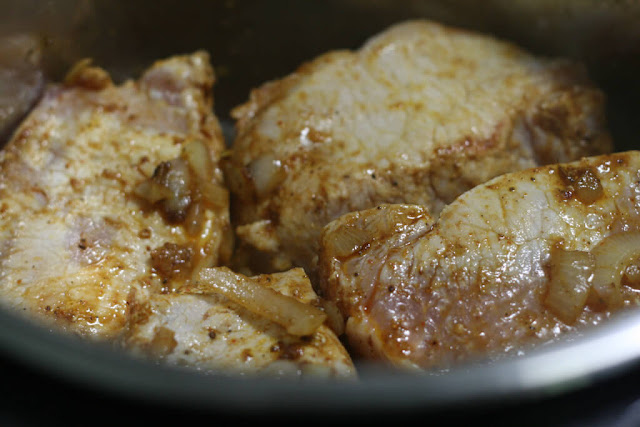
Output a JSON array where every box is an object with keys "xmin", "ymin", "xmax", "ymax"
[
  {"xmin": 225, "ymin": 20, "xmax": 612, "ymax": 277},
  {"xmin": 319, "ymin": 152, "xmax": 640, "ymax": 370}
]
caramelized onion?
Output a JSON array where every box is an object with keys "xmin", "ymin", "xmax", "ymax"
[
  {"xmin": 182, "ymin": 140, "xmax": 228, "ymax": 210},
  {"xmin": 545, "ymin": 248, "xmax": 593, "ymax": 324},
  {"xmin": 185, "ymin": 267, "xmax": 327, "ymax": 336},
  {"xmin": 134, "ymin": 158, "xmax": 192, "ymax": 222},
  {"xmin": 573, "ymin": 169, "xmax": 603, "ymax": 204},
  {"xmin": 591, "ymin": 231, "xmax": 640, "ymax": 308},
  {"xmin": 159, "ymin": 160, "xmax": 192, "ymax": 222},
  {"xmin": 135, "ymin": 139, "xmax": 227, "ymax": 228}
]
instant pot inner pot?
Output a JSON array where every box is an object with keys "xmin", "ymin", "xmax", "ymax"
[{"xmin": 1, "ymin": 0, "xmax": 640, "ymax": 412}]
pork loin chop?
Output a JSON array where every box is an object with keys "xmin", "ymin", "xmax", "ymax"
[
  {"xmin": 0, "ymin": 52, "xmax": 355, "ymax": 377},
  {"xmin": 226, "ymin": 20, "xmax": 612, "ymax": 277},
  {"xmin": 319, "ymin": 151, "xmax": 640, "ymax": 370},
  {"xmin": 0, "ymin": 51, "xmax": 230, "ymax": 338}
]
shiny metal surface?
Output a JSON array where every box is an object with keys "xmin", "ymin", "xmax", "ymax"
[
  {"xmin": 1, "ymin": 302, "xmax": 640, "ymax": 414},
  {"xmin": 1, "ymin": 0, "xmax": 640, "ymax": 414}
]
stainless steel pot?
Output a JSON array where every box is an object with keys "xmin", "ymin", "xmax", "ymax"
[{"xmin": 1, "ymin": 0, "xmax": 640, "ymax": 422}]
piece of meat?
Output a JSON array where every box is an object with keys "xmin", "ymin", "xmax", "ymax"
[
  {"xmin": 319, "ymin": 151, "xmax": 640, "ymax": 371},
  {"xmin": 0, "ymin": 52, "xmax": 355, "ymax": 378},
  {"xmin": 225, "ymin": 20, "xmax": 612, "ymax": 277},
  {"xmin": 0, "ymin": 51, "xmax": 230, "ymax": 339},
  {"xmin": 124, "ymin": 267, "xmax": 355, "ymax": 378}
]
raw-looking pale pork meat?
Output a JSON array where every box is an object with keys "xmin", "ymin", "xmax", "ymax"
[
  {"xmin": 319, "ymin": 151, "xmax": 640, "ymax": 370},
  {"xmin": 225, "ymin": 20, "xmax": 612, "ymax": 277},
  {"xmin": 0, "ymin": 51, "xmax": 230, "ymax": 338},
  {"xmin": 0, "ymin": 53, "xmax": 355, "ymax": 377},
  {"xmin": 125, "ymin": 267, "xmax": 355, "ymax": 378}
]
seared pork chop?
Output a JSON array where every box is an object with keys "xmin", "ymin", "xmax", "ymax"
[
  {"xmin": 319, "ymin": 152, "xmax": 640, "ymax": 370},
  {"xmin": 226, "ymin": 20, "xmax": 612, "ymax": 277}
]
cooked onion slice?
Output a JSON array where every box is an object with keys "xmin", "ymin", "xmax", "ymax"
[
  {"xmin": 545, "ymin": 248, "xmax": 593, "ymax": 324},
  {"xmin": 324, "ymin": 205, "xmax": 414, "ymax": 258},
  {"xmin": 64, "ymin": 58, "xmax": 112, "ymax": 90},
  {"xmin": 182, "ymin": 140, "xmax": 228, "ymax": 210},
  {"xmin": 135, "ymin": 139, "xmax": 228, "ymax": 229},
  {"xmin": 134, "ymin": 158, "xmax": 192, "ymax": 222},
  {"xmin": 185, "ymin": 267, "xmax": 327, "ymax": 336},
  {"xmin": 181, "ymin": 139, "xmax": 212, "ymax": 182},
  {"xmin": 133, "ymin": 178, "xmax": 172, "ymax": 204},
  {"xmin": 326, "ymin": 224, "xmax": 374, "ymax": 258},
  {"xmin": 622, "ymin": 258, "xmax": 640, "ymax": 289},
  {"xmin": 199, "ymin": 180, "xmax": 228, "ymax": 210},
  {"xmin": 591, "ymin": 231, "xmax": 640, "ymax": 308},
  {"xmin": 247, "ymin": 154, "xmax": 285, "ymax": 197}
]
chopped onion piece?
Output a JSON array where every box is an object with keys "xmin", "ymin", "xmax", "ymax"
[
  {"xmin": 573, "ymin": 169, "xmax": 603, "ymax": 205},
  {"xmin": 181, "ymin": 139, "xmax": 228, "ymax": 210},
  {"xmin": 545, "ymin": 248, "xmax": 593, "ymax": 324},
  {"xmin": 326, "ymin": 224, "xmax": 373, "ymax": 257},
  {"xmin": 64, "ymin": 58, "xmax": 93, "ymax": 85},
  {"xmin": 134, "ymin": 158, "xmax": 193, "ymax": 223},
  {"xmin": 199, "ymin": 180, "xmax": 229, "ymax": 210},
  {"xmin": 133, "ymin": 179, "xmax": 172, "ymax": 204},
  {"xmin": 182, "ymin": 139, "xmax": 212, "ymax": 182},
  {"xmin": 591, "ymin": 231, "xmax": 640, "ymax": 308},
  {"xmin": 320, "ymin": 299, "xmax": 345, "ymax": 336},
  {"xmin": 184, "ymin": 200, "xmax": 204, "ymax": 236},
  {"xmin": 185, "ymin": 267, "xmax": 327, "ymax": 336},
  {"xmin": 622, "ymin": 258, "xmax": 640, "ymax": 289},
  {"xmin": 324, "ymin": 205, "xmax": 427, "ymax": 258},
  {"xmin": 64, "ymin": 58, "xmax": 112, "ymax": 90},
  {"xmin": 248, "ymin": 154, "xmax": 285, "ymax": 196}
]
